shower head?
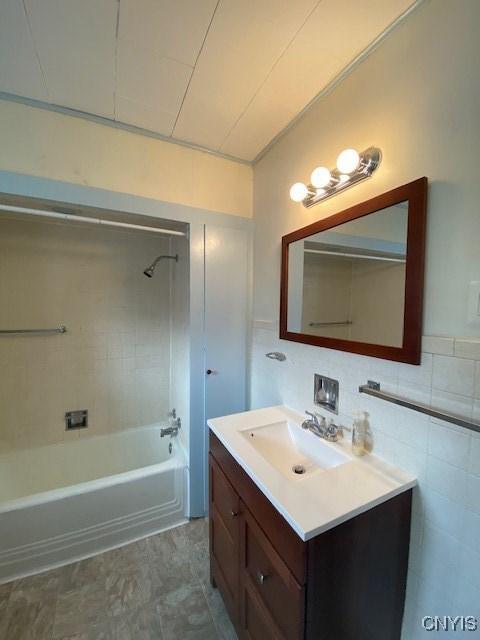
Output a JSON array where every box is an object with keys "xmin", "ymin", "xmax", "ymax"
[{"xmin": 143, "ymin": 254, "xmax": 178, "ymax": 278}]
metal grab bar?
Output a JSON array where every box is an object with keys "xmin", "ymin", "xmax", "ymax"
[
  {"xmin": 0, "ymin": 325, "xmax": 67, "ymax": 335},
  {"xmin": 359, "ymin": 380, "xmax": 480, "ymax": 434}
]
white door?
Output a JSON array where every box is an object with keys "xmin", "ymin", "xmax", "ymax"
[
  {"xmin": 205, "ymin": 225, "xmax": 249, "ymax": 418},
  {"xmin": 204, "ymin": 225, "xmax": 249, "ymax": 505}
]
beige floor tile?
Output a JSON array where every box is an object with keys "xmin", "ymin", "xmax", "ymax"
[
  {"xmin": 0, "ymin": 519, "xmax": 235, "ymax": 640},
  {"xmin": 2, "ymin": 595, "xmax": 56, "ymax": 640},
  {"xmin": 53, "ymin": 582, "xmax": 110, "ymax": 638}
]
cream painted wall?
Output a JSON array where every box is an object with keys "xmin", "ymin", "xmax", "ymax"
[
  {"xmin": 350, "ymin": 260, "xmax": 405, "ymax": 347},
  {"xmin": 254, "ymin": 0, "xmax": 480, "ymax": 338},
  {"xmin": 0, "ymin": 101, "xmax": 253, "ymax": 218}
]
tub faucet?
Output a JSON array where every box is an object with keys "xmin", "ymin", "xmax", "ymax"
[{"xmin": 161, "ymin": 417, "xmax": 181, "ymax": 438}]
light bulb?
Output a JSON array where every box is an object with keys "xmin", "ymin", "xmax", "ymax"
[
  {"xmin": 336, "ymin": 148, "xmax": 360, "ymax": 174},
  {"xmin": 289, "ymin": 182, "xmax": 308, "ymax": 202},
  {"xmin": 310, "ymin": 166, "xmax": 331, "ymax": 189}
]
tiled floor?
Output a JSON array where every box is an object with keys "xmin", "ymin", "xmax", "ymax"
[{"xmin": 0, "ymin": 519, "xmax": 237, "ymax": 640}]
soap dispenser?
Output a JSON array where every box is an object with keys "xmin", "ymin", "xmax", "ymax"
[{"xmin": 352, "ymin": 411, "xmax": 368, "ymax": 456}]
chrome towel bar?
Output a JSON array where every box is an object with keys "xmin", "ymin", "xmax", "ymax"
[
  {"xmin": 309, "ymin": 321, "xmax": 353, "ymax": 327},
  {"xmin": 0, "ymin": 325, "xmax": 67, "ymax": 335},
  {"xmin": 359, "ymin": 380, "xmax": 480, "ymax": 434}
]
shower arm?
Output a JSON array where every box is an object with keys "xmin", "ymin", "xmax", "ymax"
[{"xmin": 150, "ymin": 254, "xmax": 178, "ymax": 269}]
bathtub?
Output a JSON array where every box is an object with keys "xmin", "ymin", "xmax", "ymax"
[{"xmin": 0, "ymin": 425, "xmax": 187, "ymax": 583}]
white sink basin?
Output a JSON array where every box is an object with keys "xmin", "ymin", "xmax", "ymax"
[{"xmin": 240, "ymin": 420, "xmax": 350, "ymax": 480}]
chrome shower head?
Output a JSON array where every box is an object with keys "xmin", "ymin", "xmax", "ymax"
[
  {"xmin": 143, "ymin": 266, "xmax": 155, "ymax": 278},
  {"xmin": 143, "ymin": 254, "xmax": 178, "ymax": 278}
]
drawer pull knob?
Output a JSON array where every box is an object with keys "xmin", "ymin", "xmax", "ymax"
[
  {"xmin": 230, "ymin": 510, "xmax": 239, "ymax": 518},
  {"xmin": 257, "ymin": 571, "xmax": 268, "ymax": 585}
]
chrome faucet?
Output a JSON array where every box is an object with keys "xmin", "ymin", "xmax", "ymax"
[
  {"xmin": 301, "ymin": 411, "xmax": 328, "ymax": 437},
  {"xmin": 301, "ymin": 412, "xmax": 349, "ymax": 443}
]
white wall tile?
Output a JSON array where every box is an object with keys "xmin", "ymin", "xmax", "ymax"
[
  {"xmin": 463, "ymin": 509, "xmax": 480, "ymax": 554},
  {"xmin": 432, "ymin": 354, "xmax": 475, "ymax": 396},
  {"xmin": 398, "ymin": 352, "xmax": 433, "ymax": 387},
  {"xmin": 428, "ymin": 420, "xmax": 471, "ymax": 469},
  {"xmin": 426, "ymin": 455, "xmax": 468, "ymax": 503},
  {"xmin": 475, "ymin": 363, "xmax": 480, "ymax": 399},
  {"xmin": 466, "ymin": 473, "xmax": 480, "ymax": 515},
  {"xmin": 431, "ymin": 389, "xmax": 473, "ymax": 419},
  {"xmin": 469, "ymin": 434, "xmax": 480, "ymax": 477},
  {"xmin": 422, "ymin": 487, "xmax": 466, "ymax": 540},
  {"xmin": 422, "ymin": 335, "xmax": 455, "ymax": 356},
  {"xmin": 0, "ymin": 217, "xmax": 181, "ymax": 450},
  {"xmin": 455, "ymin": 338, "xmax": 480, "ymax": 360}
]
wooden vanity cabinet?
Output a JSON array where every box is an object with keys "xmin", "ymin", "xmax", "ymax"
[{"xmin": 209, "ymin": 432, "xmax": 412, "ymax": 640}]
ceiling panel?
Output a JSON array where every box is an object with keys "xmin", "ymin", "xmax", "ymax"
[
  {"xmin": 172, "ymin": 0, "xmax": 320, "ymax": 151},
  {"xmin": 0, "ymin": 0, "xmax": 48, "ymax": 101},
  {"xmin": 24, "ymin": 0, "xmax": 117, "ymax": 117},
  {"xmin": 0, "ymin": 0, "xmax": 419, "ymax": 162},
  {"xmin": 221, "ymin": 0, "xmax": 417, "ymax": 159},
  {"xmin": 119, "ymin": 0, "xmax": 217, "ymax": 67},
  {"xmin": 115, "ymin": 96, "xmax": 178, "ymax": 136},
  {"xmin": 116, "ymin": 38, "xmax": 192, "ymax": 134}
]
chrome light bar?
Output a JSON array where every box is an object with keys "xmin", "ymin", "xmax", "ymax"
[{"xmin": 290, "ymin": 147, "xmax": 382, "ymax": 208}]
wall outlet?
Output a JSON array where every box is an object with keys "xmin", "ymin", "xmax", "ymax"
[{"xmin": 467, "ymin": 281, "xmax": 480, "ymax": 326}]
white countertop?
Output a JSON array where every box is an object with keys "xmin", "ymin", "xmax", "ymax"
[{"xmin": 208, "ymin": 405, "xmax": 416, "ymax": 541}]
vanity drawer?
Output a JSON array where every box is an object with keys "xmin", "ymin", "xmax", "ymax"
[
  {"xmin": 209, "ymin": 455, "xmax": 241, "ymax": 626},
  {"xmin": 241, "ymin": 508, "xmax": 304, "ymax": 640},
  {"xmin": 242, "ymin": 578, "xmax": 284, "ymax": 640},
  {"xmin": 209, "ymin": 454, "xmax": 240, "ymax": 537},
  {"xmin": 210, "ymin": 432, "xmax": 306, "ymax": 584}
]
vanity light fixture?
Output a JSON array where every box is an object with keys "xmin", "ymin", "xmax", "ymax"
[{"xmin": 289, "ymin": 146, "xmax": 382, "ymax": 208}]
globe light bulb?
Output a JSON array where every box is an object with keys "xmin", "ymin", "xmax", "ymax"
[
  {"xmin": 336, "ymin": 148, "xmax": 360, "ymax": 174},
  {"xmin": 310, "ymin": 166, "xmax": 331, "ymax": 189},
  {"xmin": 289, "ymin": 182, "xmax": 308, "ymax": 202}
]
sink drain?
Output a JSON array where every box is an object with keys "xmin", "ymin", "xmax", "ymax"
[{"xmin": 292, "ymin": 464, "xmax": 306, "ymax": 475}]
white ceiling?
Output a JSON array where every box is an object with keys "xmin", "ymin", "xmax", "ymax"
[{"xmin": 0, "ymin": 0, "xmax": 418, "ymax": 162}]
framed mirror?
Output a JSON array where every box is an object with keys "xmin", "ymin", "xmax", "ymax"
[{"xmin": 280, "ymin": 178, "xmax": 428, "ymax": 364}]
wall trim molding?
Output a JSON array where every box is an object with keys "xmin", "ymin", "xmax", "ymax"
[{"xmin": 0, "ymin": 91, "xmax": 251, "ymax": 167}]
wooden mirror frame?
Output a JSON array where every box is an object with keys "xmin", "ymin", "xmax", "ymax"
[{"xmin": 280, "ymin": 177, "xmax": 428, "ymax": 364}]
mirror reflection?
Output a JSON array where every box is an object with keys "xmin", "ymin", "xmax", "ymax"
[{"xmin": 287, "ymin": 202, "xmax": 408, "ymax": 348}]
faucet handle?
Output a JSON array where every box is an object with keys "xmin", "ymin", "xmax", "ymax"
[
  {"xmin": 168, "ymin": 408, "xmax": 177, "ymax": 419},
  {"xmin": 314, "ymin": 412, "xmax": 327, "ymax": 428},
  {"xmin": 304, "ymin": 411, "xmax": 327, "ymax": 429},
  {"xmin": 326, "ymin": 419, "xmax": 350, "ymax": 440}
]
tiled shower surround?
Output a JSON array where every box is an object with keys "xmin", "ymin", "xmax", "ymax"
[
  {"xmin": 0, "ymin": 217, "xmax": 179, "ymax": 451},
  {"xmin": 251, "ymin": 325, "xmax": 480, "ymax": 639}
]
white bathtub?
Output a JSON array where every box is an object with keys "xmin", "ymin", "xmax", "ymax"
[{"xmin": 0, "ymin": 425, "xmax": 187, "ymax": 583}]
